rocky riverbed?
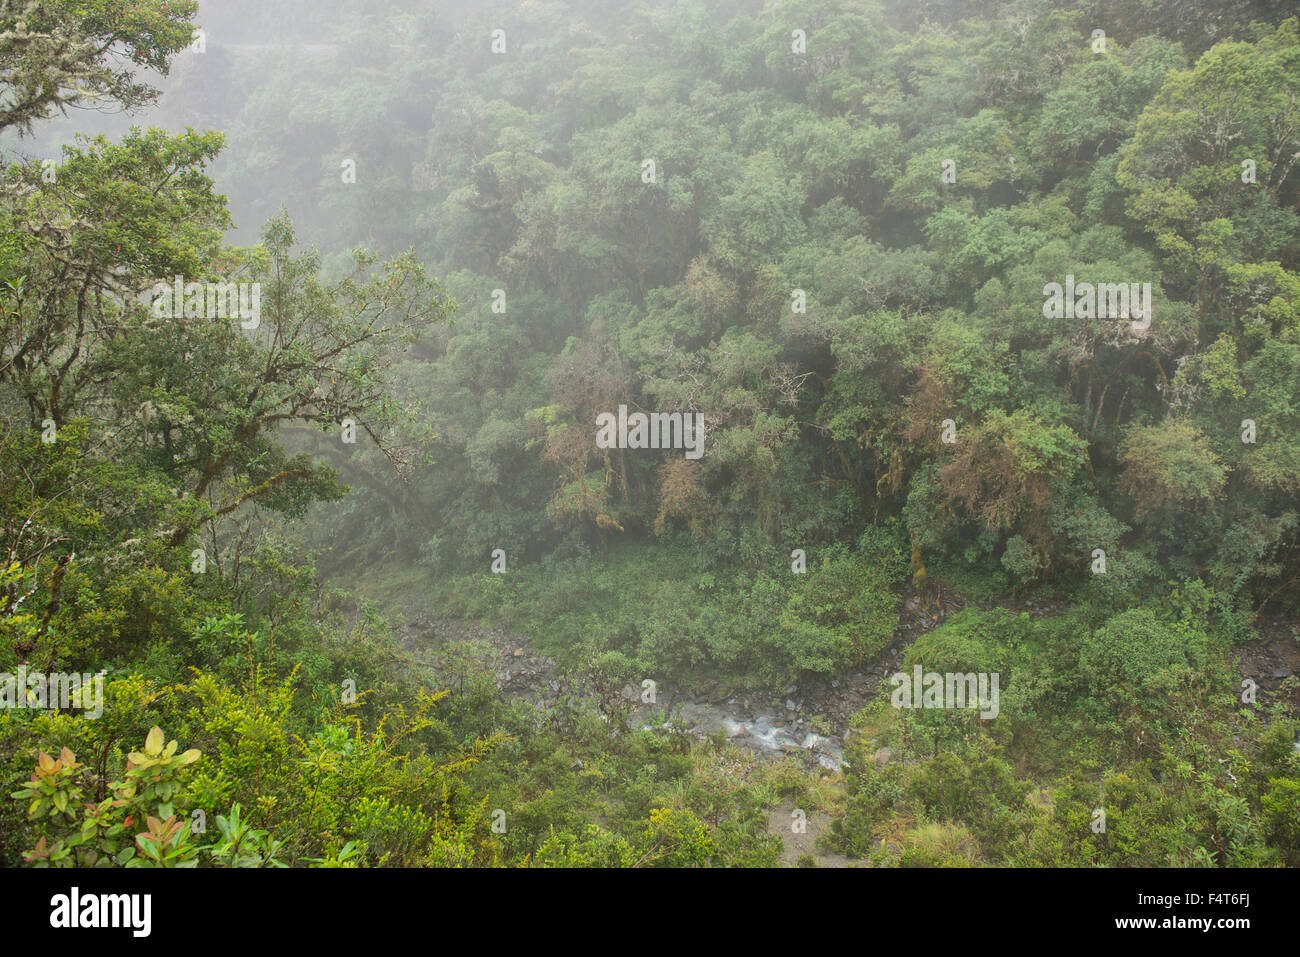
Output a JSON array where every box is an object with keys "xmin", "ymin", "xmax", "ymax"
[
  {"xmin": 396, "ymin": 586, "xmax": 971, "ymax": 771},
  {"xmin": 398, "ymin": 594, "xmax": 1300, "ymax": 767}
]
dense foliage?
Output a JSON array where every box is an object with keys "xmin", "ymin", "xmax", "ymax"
[{"xmin": 1, "ymin": 0, "xmax": 1298, "ymax": 867}]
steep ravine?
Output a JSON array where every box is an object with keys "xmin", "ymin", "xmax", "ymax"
[
  {"xmin": 398, "ymin": 593, "xmax": 1300, "ymax": 770},
  {"xmin": 397, "ymin": 588, "xmax": 973, "ymax": 770}
]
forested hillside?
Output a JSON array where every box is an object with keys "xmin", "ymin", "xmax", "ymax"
[{"xmin": 2, "ymin": 0, "xmax": 1299, "ymax": 869}]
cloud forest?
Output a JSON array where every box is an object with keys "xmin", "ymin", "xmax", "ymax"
[{"xmin": 0, "ymin": 0, "xmax": 1298, "ymax": 888}]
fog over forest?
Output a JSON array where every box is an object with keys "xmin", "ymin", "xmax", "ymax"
[{"xmin": 1, "ymin": 0, "xmax": 1299, "ymax": 901}]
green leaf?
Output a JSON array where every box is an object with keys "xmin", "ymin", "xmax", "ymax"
[{"xmin": 144, "ymin": 727, "xmax": 165, "ymax": 757}]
